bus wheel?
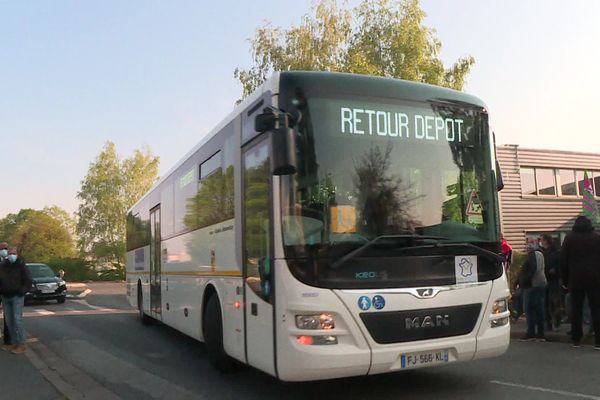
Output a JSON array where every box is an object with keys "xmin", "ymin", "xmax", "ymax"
[
  {"xmin": 138, "ymin": 283, "xmax": 152, "ymax": 325},
  {"xmin": 203, "ymin": 294, "xmax": 235, "ymax": 372}
]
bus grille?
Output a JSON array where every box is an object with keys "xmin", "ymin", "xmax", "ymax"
[{"xmin": 360, "ymin": 303, "xmax": 482, "ymax": 344}]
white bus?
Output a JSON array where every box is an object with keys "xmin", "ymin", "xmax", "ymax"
[{"xmin": 126, "ymin": 71, "xmax": 510, "ymax": 382}]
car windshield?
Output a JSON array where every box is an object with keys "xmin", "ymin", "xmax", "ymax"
[
  {"xmin": 27, "ymin": 264, "xmax": 56, "ymax": 279},
  {"xmin": 280, "ymin": 94, "xmax": 500, "ymax": 262}
]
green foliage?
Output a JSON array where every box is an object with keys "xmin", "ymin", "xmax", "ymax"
[
  {"xmin": 441, "ymin": 171, "xmax": 480, "ymax": 224},
  {"xmin": 185, "ymin": 166, "xmax": 234, "ymax": 230},
  {"xmin": 0, "ymin": 208, "xmax": 76, "ymax": 262},
  {"xmin": 235, "ymin": 0, "xmax": 475, "ymax": 99},
  {"xmin": 76, "ymin": 142, "xmax": 159, "ymax": 267},
  {"xmin": 46, "ymin": 257, "xmax": 96, "ymax": 282},
  {"xmin": 245, "ymin": 159, "xmax": 270, "ymax": 258},
  {"xmin": 508, "ymin": 250, "xmax": 527, "ymax": 292}
]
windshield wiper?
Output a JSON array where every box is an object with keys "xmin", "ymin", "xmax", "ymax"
[
  {"xmin": 330, "ymin": 234, "xmax": 448, "ymax": 269},
  {"xmin": 394, "ymin": 242, "xmax": 502, "ymax": 263}
]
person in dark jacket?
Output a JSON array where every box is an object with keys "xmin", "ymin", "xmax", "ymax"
[
  {"xmin": 0, "ymin": 242, "xmax": 10, "ymax": 347},
  {"xmin": 0, "ymin": 247, "xmax": 32, "ymax": 354},
  {"xmin": 541, "ymin": 234, "xmax": 561, "ymax": 331},
  {"xmin": 560, "ymin": 216, "xmax": 600, "ymax": 348},
  {"xmin": 518, "ymin": 240, "xmax": 547, "ymax": 341}
]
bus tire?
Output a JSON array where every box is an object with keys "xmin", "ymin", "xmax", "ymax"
[
  {"xmin": 203, "ymin": 294, "xmax": 235, "ymax": 372},
  {"xmin": 138, "ymin": 283, "xmax": 152, "ymax": 325}
]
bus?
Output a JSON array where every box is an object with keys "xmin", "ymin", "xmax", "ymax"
[{"xmin": 126, "ymin": 71, "xmax": 510, "ymax": 382}]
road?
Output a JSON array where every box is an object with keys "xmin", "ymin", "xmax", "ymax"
[{"xmin": 21, "ymin": 283, "xmax": 600, "ymax": 400}]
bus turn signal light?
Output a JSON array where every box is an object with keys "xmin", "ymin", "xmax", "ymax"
[{"xmin": 296, "ymin": 335, "xmax": 338, "ymax": 346}]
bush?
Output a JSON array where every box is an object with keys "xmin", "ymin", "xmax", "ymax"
[
  {"xmin": 96, "ymin": 267, "xmax": 125, "ymax": 281},
  {"xmin": 45, "ymin": 257, "xmax": 96, "ymax": 281},
  {"xmin": 508, "ymin": 251, "xmax": 527, "ymax": 292}
]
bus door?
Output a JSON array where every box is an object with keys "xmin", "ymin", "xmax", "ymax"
[
  {"xmin": 242, "ymin": 136, "xmax": 276, "ymax": 376},
  {"xmin": 149, "ymin": 206, "xmax": 162, "ymax": 319}
]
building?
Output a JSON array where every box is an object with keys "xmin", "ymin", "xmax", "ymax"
[{"xmin": 497, "ymin": 145, "xmax": 600, "ymax": 251}]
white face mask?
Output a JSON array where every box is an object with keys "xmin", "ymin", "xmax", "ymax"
[
  {"xmin": 0, "ymin": 249, "xmax": 7, "ymax": 258},
  {"xmin": 7, "ymin": 254, "xmax": 17, "ymax": 263}
]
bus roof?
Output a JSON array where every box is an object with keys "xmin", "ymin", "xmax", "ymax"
[
  {"xmin": 278, "ymin": 71, "xmax": 487, "ymax": 108},
  {"xmin": 129, "ymin": 71, "xmax": 486, "ymax": 213}
]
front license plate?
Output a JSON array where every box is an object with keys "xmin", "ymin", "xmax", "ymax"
[
  {"xmin": 41, "ymin": 289, "xmax": 55, "ymax": 294},
  {"xmin": 400, "ymin": 349, "xmax": 449, "ymax": 369}
]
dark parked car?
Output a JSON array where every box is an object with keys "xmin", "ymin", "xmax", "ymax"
[{"xmin": 26, "ymin": 263, "xmax": 67, "ymax": 304}]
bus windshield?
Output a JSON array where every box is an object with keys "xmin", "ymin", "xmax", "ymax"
[{"xmin": 280, "ymin": 94, "xmax": 500, "ymax": 286}]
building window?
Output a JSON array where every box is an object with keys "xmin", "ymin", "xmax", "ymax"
[
  {"xmin": 559, "ymin": 169, "xmax": 576, "ymax": 196},
  {"xmin": 520, "ymin": 167, "xmax": 600, "ymax": 198},
  {"xmin": 536, "ymin": 169, "xmax": 556, "ymax": 196},
  {"xmin": 594, "ymin": 172, "xmax": 600, "ymax": 197},
  {"xmin": 520, "ymin": 168, "xmax": 536, "ymax": 195},
  {"xmin": 576, "ymin": 171, "xmax": 588, "ymax": 196}
]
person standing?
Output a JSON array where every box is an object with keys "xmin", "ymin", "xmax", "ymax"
[
  {"xmin": 540, "ymin": 234, "xmax": 561, "ymax": 331},
  {"xmin": 0, "ymin": 247, "xmax": 31, "ymax": 354},
  {"xmin": 501, "ymin": 234, "xmax": 513, "ymax": 272},
  {"xmin": 560, "ymin": 216, "xmax": 600, "ymax": 349},
  {"xmin": 518, "ymin": 240, "xmax": 547, "ymax": 341},
  {"xmin": 0, "ymin": 242, "xmax": 10, "ymax": 348}
]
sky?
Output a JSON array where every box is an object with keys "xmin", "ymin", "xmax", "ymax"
[{"xmin": 1, "ymin": 0, "xmax": 599, "ymax": 218}]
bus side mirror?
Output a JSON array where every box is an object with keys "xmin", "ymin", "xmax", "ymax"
[
  {"xmin": 271, "ymin": 123, "xmax": 296, "ymax": 176},
  {"xmin": 496, "ymin": 160, "xmax": 504, "ymax": 191},
  {"xmin": 255, "ymin": 110, "xmax": 277, "ymax": 133},
  {"xmin": 255, "ymin": 109, "xmax": 297, "ymax": 176}
]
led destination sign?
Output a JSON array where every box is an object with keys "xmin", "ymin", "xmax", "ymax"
[{"xmin": 340, "ymin": 107, "xmax": 465, "ymax": 143}]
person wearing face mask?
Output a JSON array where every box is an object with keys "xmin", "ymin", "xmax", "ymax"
[
  {"xmin": 0, "ymin": 242, "xmax": 11, "ymax": 348},
  {"xmin": 0, "ymin": 247, "xmax": 32, "ymax": 354}
]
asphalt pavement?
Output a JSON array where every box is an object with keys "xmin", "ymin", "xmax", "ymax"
[{"xmin": 2, "ymin": 282, "xmax": 600, "ymax": 400}]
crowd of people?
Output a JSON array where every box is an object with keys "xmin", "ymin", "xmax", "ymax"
[
  {"xmin": 509, "ymin": 216, "xmax": 600, "ymax": 349},
  {"xmin": 0, "ymin": 242, "xmax": 31, "ymax": 355}
]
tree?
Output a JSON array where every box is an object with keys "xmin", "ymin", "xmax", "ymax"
[
  {"xmin": 352, "ymin": 143, "xmax": 418, "ymax": 235},
  {"xmin": 43, "ymin": 205, "xmax": 77, "ymax": 240},
  {"xmin": 0, "ymin": 208, "xmax": 76, "ymax": 262},
  {"xmin": 235, "ymin": 0, "xmax": 475, "ymax": 99},
  {"xmin": 76, "ymin": 142, "xmax": 159, "ymax": 268}
]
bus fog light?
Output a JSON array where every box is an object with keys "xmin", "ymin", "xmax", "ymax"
[
  {"xmin": 295, "ymin": 313, "xmax": 335, "ymax": 330},
  {"xmin": 491, "ymin": 317, "xmax": 509, "ymax": 328},
  {"xmin": 296, "ymin": 335, "xmax": 338, "ymax": 345},
  {"xmin": 491, "ymin": 298, "xmax": 508, "ymax": 315}
]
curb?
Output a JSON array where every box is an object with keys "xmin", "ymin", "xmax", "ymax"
[
  {"xmin": 25, "ymin": 340, "xmax": 121, "ymax": 400},
  {"xmin": 66, "ymin": 289, "xmax": 92, "ymax": 299},
  {"xmin": 66, "ymin": 283, "xmax": 87, "ymax": 289}
]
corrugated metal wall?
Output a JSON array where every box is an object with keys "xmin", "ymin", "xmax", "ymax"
[{"xmin": 497, "ymin": 145, "xmax": 600, "ymax": 251}]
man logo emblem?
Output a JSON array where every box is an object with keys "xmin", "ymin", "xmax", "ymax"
[{"xmin": 417, "ymin": 288, "xmax": 435, "ymax": 298}]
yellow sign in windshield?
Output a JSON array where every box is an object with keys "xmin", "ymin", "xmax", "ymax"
[{"xmin": 331, "ymin": 206, "xmax": 357, "ymax": 233}]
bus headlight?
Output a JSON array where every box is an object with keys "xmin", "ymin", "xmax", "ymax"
[
  {"xmin": 295, "ymin": 313, "xmax": 335, "ymax": 330},
  {"xmin": 491, "ymin": 298, "xmax": 508, "ymax": 315},
  {"xmin": 490, "ymin": 297, "xmax": 509, "ymax": 328}
]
